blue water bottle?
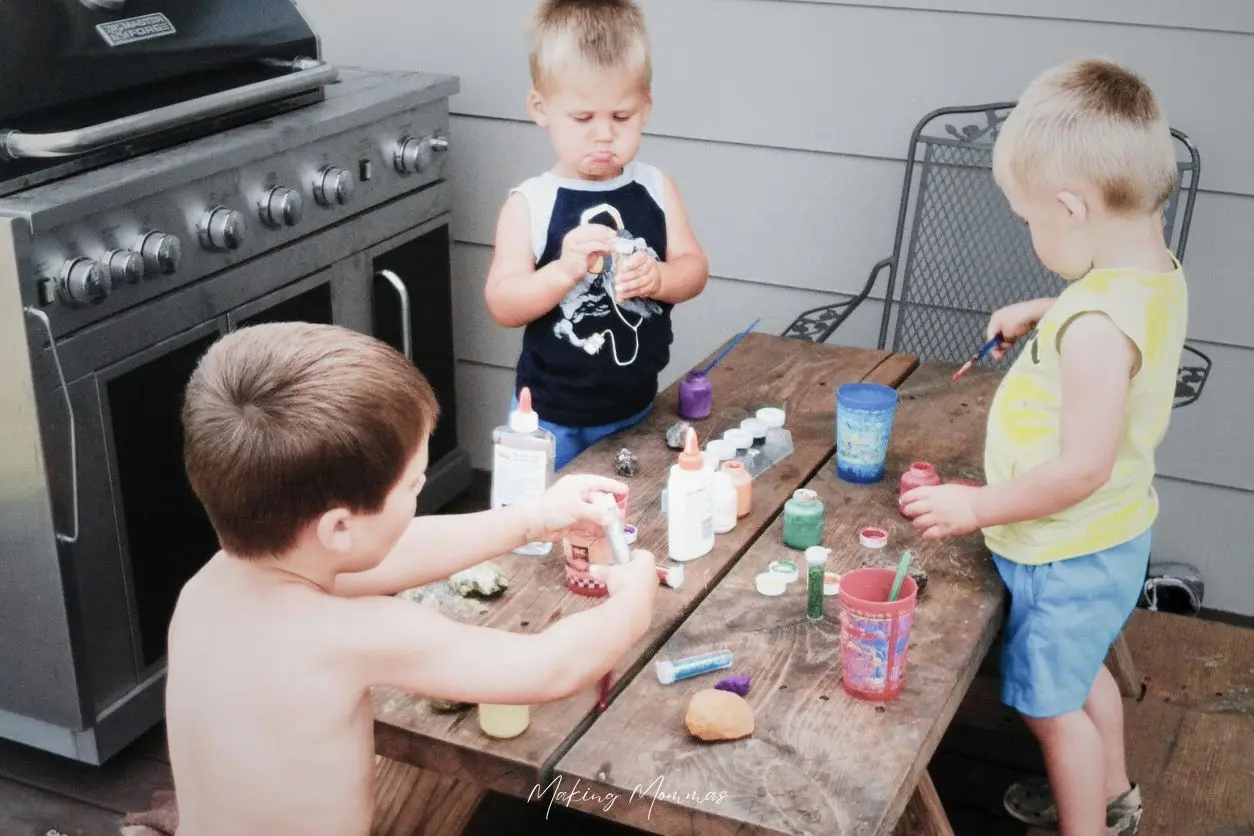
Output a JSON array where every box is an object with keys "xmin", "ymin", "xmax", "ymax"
[{"xmin": 835, "ymin": 382, "xmax": 898, "ymax": 484}]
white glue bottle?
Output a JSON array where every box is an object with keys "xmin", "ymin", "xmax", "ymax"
[
  {"xmin": 491, "ymin": 387, "xmax": 556, "ymax": 556},
  {"xmin": 711, "ymin": 470, "xmax": 738, "ymax": 535},
  {"xmin": 667, "ymin": 428, "xmax": 715, "ymax": 561}
]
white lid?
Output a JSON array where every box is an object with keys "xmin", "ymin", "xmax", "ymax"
[
  {"xmin": 740, "ymin": 417, "xmax": 768, "ymax": 438},
  {"xmin": 756, "ymin": 407, "xmax": 786, "ymax": 428},
  {"xmin": 655, "ymin": 660, "xmax": 677, "ymax": 684},
  {"xmin": 723, "ymin": 428, "xmax": 752, "ymax": 450},
  {"xmin": 805, "ymin": 545, "xmax": 831, "ymax": 565},
  {"xmin": 706, "ymin": 439, "xmax": 736, "ymax": 461}
]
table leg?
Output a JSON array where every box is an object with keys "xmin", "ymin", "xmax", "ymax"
[
  {"xmin": 891, "ymin": 770, "xmax": 955, "ymax": 836},
  {"xmin": 1107, "ymin": 632, "xmax": 1147, "ymax": 700},
  {"xmin": 372, "ymin": 756, "xmax": 487, "ymax": 836}
]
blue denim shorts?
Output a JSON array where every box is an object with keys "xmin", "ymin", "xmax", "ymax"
[{"xmin": 992, "ymin": 528, "xmax": 1151, "ymax": 718}]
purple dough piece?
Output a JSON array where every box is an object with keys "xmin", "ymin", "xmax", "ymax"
[{"xmin": 714, "ymin": 674, "xmax": 751, "ymax": 697}]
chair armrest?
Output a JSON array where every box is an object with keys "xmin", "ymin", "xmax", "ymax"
[
  {"xmin": 780, "ymin": 257, "xmax": 894, "ymax": 343},
  {"xmin": 1174, "ymin": 342, "xmax": 1212, "ymax": 409}
]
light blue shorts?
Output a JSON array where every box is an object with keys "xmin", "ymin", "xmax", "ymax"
[
  {"xmin": 992, "ymin": 528, "xmax": 1151, "ymax": 719},
  {"xmin": 508, "ymin": 396, "xmax": 652, "ymax": 471}
]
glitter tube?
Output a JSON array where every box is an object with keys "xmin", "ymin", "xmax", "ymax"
[{"xmin": 655, "ymin": 650, "xmax": 734, "ymax": 685}]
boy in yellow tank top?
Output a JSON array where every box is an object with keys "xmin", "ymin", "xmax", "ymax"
[{"xmin": 901, "ymin": 59, "xmax": 1188, "ymax": 836}]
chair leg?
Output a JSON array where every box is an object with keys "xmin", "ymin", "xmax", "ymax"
[
  {"xmin": 892, "ymin": 770, "xmax": 955, "ymax": 836},
  {"xmin": 1106, "ymin": 632, "xmax": 1147, "ymax": 701}
]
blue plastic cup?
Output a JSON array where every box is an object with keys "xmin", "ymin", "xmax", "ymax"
[{"xmin": 835, "ymin": 383, "xmax": 898, "ymax": 484}]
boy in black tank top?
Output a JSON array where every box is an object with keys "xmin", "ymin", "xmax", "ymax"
[{"xmin": 484, "ymin": 0, "xmax": 709, "ymax": 469}]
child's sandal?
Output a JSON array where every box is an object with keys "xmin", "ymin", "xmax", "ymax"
[{"xmin": 1003, "ymin": 779, "xmax": 1143, "ymax": 835}]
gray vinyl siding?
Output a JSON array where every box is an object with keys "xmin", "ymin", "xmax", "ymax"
[{"xmin": 299, "ymin": 0, "xmax": 1254, "ymax": 615}]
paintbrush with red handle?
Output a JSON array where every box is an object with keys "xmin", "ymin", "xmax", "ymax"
[{"xmin": 952, "ymin": 334, "xmax": 1004, "ymax": 382}]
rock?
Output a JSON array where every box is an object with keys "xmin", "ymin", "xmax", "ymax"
[
  {"xmin": 449, "ymin": 562, "xmax": 509, "ymax": 598},
  {"xmin": 666, "ymin": 421, "xmax": 693, "ymax": 450},
  {"xmin": 685, "ymin": 688, "xmax": 754, "ymax": 741},
  {"xmin": 613, "ymin": 447, "xmax": 639, "ymax": 478}
]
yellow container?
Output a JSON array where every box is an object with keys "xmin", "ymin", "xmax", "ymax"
[{"xmin": 478, "ymin": 704, "xmax": 530, "ymax": 739}]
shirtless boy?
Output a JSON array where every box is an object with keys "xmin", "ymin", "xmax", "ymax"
[{"xmin": 165, "ymin": 322, "xmax": 657, "ymax": 836}]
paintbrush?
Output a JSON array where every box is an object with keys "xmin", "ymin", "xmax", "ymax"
[
  {"xmin": 596, "ymin": 494, "xmax": 634, "ymax": 711},
  {"xmin": 699, "ymin": 318, "xmax": 761, "ymax": 376},
  {"xmin": 951, "ymin": 334, "xmax": 1003, "ymax": 382},
  {"xmin": 888, "ymin": 550, "xmax": 914, "ymax": 602}
]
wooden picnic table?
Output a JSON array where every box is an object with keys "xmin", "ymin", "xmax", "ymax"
[
  {"xmin": 371, "ymin": 334, "xmax": 917, "ymax": 834},
  {"xmin": 552, "ymin": 363, "xmax": 1007, "ymax": 835}
]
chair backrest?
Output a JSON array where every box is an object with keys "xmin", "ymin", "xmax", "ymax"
[{"xmin": 877, "ymin": 102, "xmax": 1201, "ymax": 365}]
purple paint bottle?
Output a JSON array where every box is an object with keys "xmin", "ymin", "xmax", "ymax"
[{"xmin": 678, "ymin": 371, "xmax": 713, "ymax": 420}]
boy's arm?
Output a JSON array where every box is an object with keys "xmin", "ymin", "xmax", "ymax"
[
  {"xmin": 484, "ymin": 194, "xmax": 615, "ymax": 328},
  {"xmin": 972, "ymin": 312, "xmax": 1137, "ymax": 527},
  {"xmin": 652, "ymin": 174, "xmax": 708, "ymax": 304},
  {"xmin": 342, "ymin": 554, "xmax": 657, "ymax": 704},
  {"xmin": 333, "ymin": 474, "xmax": 626, "ymax": 598}
]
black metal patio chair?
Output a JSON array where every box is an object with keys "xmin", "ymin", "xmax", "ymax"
[{"xmin": 782, "ymin": 101, "xmax": 1212, "ymax": 408}]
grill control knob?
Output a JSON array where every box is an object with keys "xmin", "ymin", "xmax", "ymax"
[
  {"xmin": 56, "ymin": 257, "xmax": 111, "ymax": 306},
  {"xmin": 259, "ymin": 186, "xmax": 304, "ymax": 228},
  {"xmin": 138, "ymin": 231, "xmax": 182, "ymax": 276},
  {"xmin": 393, "ymin": 135, "xmax": 449, "ymax": 174},
  {"xmin": 314, "ymin": 166, "xmax": 353, "ymax": 207},
  {"xmin": 199, "ymin": 206, "xmax": 247, "ymax": 251},
  {"xmin": 105, "ymin": 249, "xmax": 144, "ymax": 284}
]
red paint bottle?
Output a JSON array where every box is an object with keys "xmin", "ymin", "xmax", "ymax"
[{"xmin": 899, "ymin": 461, "xmax": 941, "ymax": 517}]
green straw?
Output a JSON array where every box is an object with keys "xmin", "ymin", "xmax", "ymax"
[{"xmin": 888, "ymin": 550, "xmax": 914, "ymax": 602}]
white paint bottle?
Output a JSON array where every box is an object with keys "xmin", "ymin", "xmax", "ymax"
[
  {"xmin": 491, "ymin": 387, "xmax": 556, "ymax": 556},
  {"xmin": 667, "ymin": 428, "xmax": 715, "ymax": 561}
]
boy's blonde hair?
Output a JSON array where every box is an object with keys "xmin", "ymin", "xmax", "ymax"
[
  {"xmin": 182, "ymin": 323, "xmax": 439, "ymax": 559},
  {"xmin": 529, "ymin": 0, "xmax": 651, "ymax": 93},
  {"xmin": 994, "ymin": 58, "xmax": 1177, "ymax": 214}
]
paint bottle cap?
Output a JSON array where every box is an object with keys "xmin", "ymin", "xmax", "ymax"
[
  {"xmin": 792, "ymin": 488, "xmax": 819, "ymax": 504},
  {"xmin": 509, "ymin": 388, "xmax": 540, "ymax": 433},
  {"xmin": 805, "ymin": 546, "xmax": 831, "ymax": 566},
  {"xmin": 755, "ymin": 572, "xmax": 787, "ymax": 596},
  {"xmin": 859, "ymin": 527, "xmax": 889, "ymax": 549},
  {"xmin": 823, "ymin": 572, "xmax": 842, "ymax": 596},
  {"xmin": 723, "ymin": 428, "xmax": 753, "ymax": 450},
  {"xmin": 677, "ymin": 427, "xmax": 704, "ymax": 471},
  {"xmin": 740, "ymin": 417, "xmax": 768, "ymax": 439},
  {"xmin": 756, "ymin": 407, "xmax": 786, "ymax": 428},
  {"xmin": 705, "ymin": 439, "xmax": 736, "ymax": 461},
  {"xmin": 655, "ymin": 660, "xmax": 679, "ymax": 684}
]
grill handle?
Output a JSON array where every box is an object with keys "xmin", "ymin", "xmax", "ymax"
[
  {"xmin": 0, "ymin": 58, "xmax": 338, "ymax": 160},
  {"xmin": 376, "ymin": 270, "xmax": 413, "ymax": 363}
]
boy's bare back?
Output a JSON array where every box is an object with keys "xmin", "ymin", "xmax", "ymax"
[{"xmin": 166, "ymin": 554, "xmax": 376, "ymax": 836}]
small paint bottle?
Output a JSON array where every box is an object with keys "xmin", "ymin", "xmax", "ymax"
[
  {"xmin": 678, "ymin": 371, "xmax": 713, "ymax": 420},
  {"xmin": 805, "ymin": 546, "xmax": 830, "ymax": 621},
  {"xmin": 655, "ymin": 649, "xmax": 734, "ymax": 684},
  {"xmin": 783, "ymin": 488, "xmax": 824, "ymax": 550},
  {"xmin": 899, "ymin": 461, "xmax": 942, "ymax": 518},
  {"xmin": 711, "ymin": 470, "xmax": 738, "ymax": 534},
  {"xmin": 721, "ymin": 460, "xmax": 753, "ymax": 518}
]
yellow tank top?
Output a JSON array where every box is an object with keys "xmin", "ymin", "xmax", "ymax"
[{"xmin": 983, "ymin": 259, "xmax": 1188, "ymax": 565}]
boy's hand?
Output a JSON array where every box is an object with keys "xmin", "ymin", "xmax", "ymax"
[
  {"xmin": 614, "ymin": 251, "xmax": 662, "ymax": 301},
  {"xmin": 591, "ymin": 549, "xmax": 659, "ymax": 601},
  {"xmin": 559, "ymin": 224, "xmax": 617, "ymax": 284},
  {"xmin": 520, "ymin": 474, "xmax": 628, "ymax": 544},
  {"xmin": 986, "ymin": 299, "xmax": 1052, "ymax": 361},
  {"xmin": 900, "ymin": 484, "xmax": 982, "ymax": 540}
]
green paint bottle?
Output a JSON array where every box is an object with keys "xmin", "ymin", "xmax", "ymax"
[{"xmin": 783, "ymin": 488, "xmax": 824, "ymax": 550}]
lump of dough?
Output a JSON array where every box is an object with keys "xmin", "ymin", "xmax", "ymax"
[{"xmin": 685, "ymin": 688, "xmax": 754, "ymax": 741}]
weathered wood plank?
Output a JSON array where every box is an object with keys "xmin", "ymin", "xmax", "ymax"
[
  {"xmin": 371, "ymin": 757, "xmax": 486, "ymax": 836},
  {"xmin": 552, "ymin": 363, "xmax": 1004, "ymax": 835},
  {"xmin": 1138, "ymin": 711, "xmax": 1254, "ymax": 835},
  {"xmin": 0, "ymin": 776, "xmax": 124, "ymax": 836},
  {"xmin": 892, "ymin": 772, "xmax": 955, "ymax": 836},
  {"xmin": 374, "ymin": 335, "xmax": 914, "ymax": 796},
  {"xmin": 1107, "ymin": 633, "xmax": 1147, "ymax": 700},
  {"xmin": 1124, "ymin": 608, "xmax": 1254, "ymax": 714}
]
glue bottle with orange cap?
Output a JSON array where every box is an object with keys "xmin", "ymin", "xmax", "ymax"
[
  {"xmin": 667, "ymin": 428, "xmax": 715, "ymax": 562},
  {"xmin": 491, "ymin": 387, "xmax": 557, "ymax": 556}
]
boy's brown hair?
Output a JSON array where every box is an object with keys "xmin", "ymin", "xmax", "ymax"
[
  {"xmin": 530, "ymin": 0, "xmax": 651, "ymax": 93},
  {"xmin": 994, "ymin": 57, "xmax": 1177, "ymax": 214},
  {"xmin": 182, "ymin": 322, "xmax": 439, "ymax": 558}
]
